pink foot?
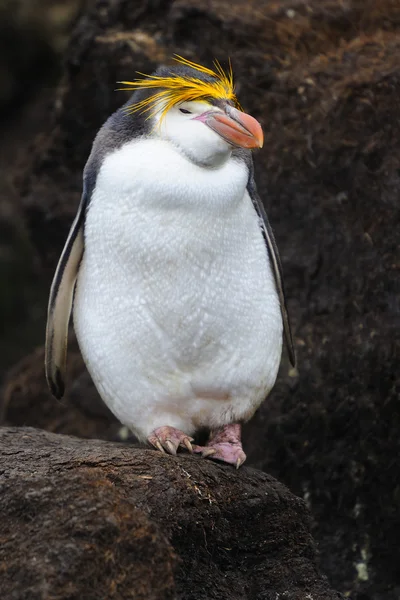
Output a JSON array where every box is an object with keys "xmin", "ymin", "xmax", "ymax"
[
  {"xmin": 147, "ymin": 426, "xmax": 194, "ymax": 456},
  {"xmin": 193, "ymin": 424, "xmax": 246, "ymax": 469}
]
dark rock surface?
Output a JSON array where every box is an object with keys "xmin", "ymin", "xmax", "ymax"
[
  {"xmin": 1, "ymin": 0, "xmax": 399, "ymax": 599},
  {"xmin": 0, "ymin": 426, "xmax": 341, "ymax": 600},
  {"xmin": 0, "ymin": 0, "xmax": 85, "ymax": 375},
  {"xmin": 1, "ymin": 341, "xmax": 119, "ymax": 440},
  {"xmin": 0, "ymin": 0, "xmax": 83, "ymax": 112}
]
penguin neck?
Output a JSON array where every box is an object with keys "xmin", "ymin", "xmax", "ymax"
[
  {"xmin": 155, "ymin": 131, "xmax": 233, "ymax": 169},
  {"xmin": 95, "ymin": 138, "xmax": 249, "ymax": 214},
  {"xmin": 171, "ymin": 141, "xmax": 232, "ymax": 169}
]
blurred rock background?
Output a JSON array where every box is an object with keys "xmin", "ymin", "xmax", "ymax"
[
  {"xmin": 0, "ymin": 1, "xmax": 399, "ymax": 599},
  {"xmin": 0, "ymin": 0, "xmax": 85, "ymax": 373}
]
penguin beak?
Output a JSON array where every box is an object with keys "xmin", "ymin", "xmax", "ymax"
[{"xmin": 197, "ymin": 105, "xmax": 264, "ymax": 149}]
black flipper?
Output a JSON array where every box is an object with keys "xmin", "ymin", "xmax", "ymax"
[
  {"xmin": 45, "ymin": 193, "xmax": 87, "ymax": 398},
  {"xmin": 247, "ymin": 176, "xmax": 296, "ymax": 367}
]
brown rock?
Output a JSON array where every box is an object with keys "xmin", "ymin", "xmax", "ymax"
[
  {"xmin": 0, "ymin": 0, "xmax": 83, "ymax": 111},
  {"xmin": 0, "ymin": 426, "xmax": 341, "ymax": 600},
  {"xmin": 1, "ymin": 341, "xmax": 119, "ymax": 440}
]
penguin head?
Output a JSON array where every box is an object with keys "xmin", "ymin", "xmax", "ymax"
[
  {"xmin": 153, "ymin": 97, "xmax": 263, "ymax": 167},
  {"xmin": 119, "ymin": 57, "xmax": 264, "ymax": 167}
]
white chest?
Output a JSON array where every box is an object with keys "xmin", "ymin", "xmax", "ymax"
[{"xmin": 74, "ymin": 139, "xmax": 282, "ymax": 438}]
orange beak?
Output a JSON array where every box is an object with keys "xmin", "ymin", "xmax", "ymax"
[{"xmin": 201, "ymin": 105, "xmax": 264, "ymax": 149}]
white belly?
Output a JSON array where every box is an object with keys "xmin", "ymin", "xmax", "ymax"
[{"xmin": 73, "ymin": 139, "xmax": 282, "ymax": 440}]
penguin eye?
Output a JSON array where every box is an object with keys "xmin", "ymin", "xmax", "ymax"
[{"xmin": 179, "ymin": 108, "xmax": 192, "ymax": 114}]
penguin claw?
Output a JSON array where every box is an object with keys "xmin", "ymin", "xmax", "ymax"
[
  {"xmin": 147, "ymin": 427, "xmax": 194, "ymax": 457},
  {"xmin": 201, "ymin": 447, "xmax": 217, "ymax": 458},
  {"xmin": 236, "ymin": 457, "xmax": 245, "ymax": 470},
  {"xmin": 153, "ymin": 440, "xmax": 165, "ymax": 453},
  {"xmin": 183, "ymin": 438, "xmax": 193, "ymax": 453},
  {"xmin": 165, "ymin": 440, "xmax": 177, "ymax": 455}
]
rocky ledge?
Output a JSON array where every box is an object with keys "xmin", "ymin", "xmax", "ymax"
[{"xmin": 0, "ymin": 426, "xmax": 341, "ymax": 600}]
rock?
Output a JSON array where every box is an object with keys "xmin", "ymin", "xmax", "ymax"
[
  {"xmin": 0, "ymin": 0, "xmax": 83, "ymax": 112},
  {"xmin": 0, "ymin": 342, "xmax": 120, "ymax": 441},
  {"xmin": 3, "ymin": 0, "xmax": 400, "ymax": 598},
  {"xmin": 0, "ymin": 426, "xmax": 341, "ymax": 600},
  {"xmin": 0, "ymin": 0, "xmax": 84, "ymax": 375}
]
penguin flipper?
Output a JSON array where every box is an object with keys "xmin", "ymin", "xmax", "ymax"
[
  {"xmin": 247, "ymin": 181, "xmax": 296, "ymax": 367},
  {"xmin": 45, "ymin": 199, "xmax": 86, "ymax": 399}
]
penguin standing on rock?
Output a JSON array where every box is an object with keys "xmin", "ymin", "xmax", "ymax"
[{"xmin": 45, "ymin": 56, "xmax": 295, "ymax": 468}]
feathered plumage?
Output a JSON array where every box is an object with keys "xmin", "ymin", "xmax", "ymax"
[
  {"xmin": 118, "ymin": 55, "xmax": 240, "ymax": 119},
  {"xmin": 45, "ymin": 56, "xmax": 295, "ymax": 468}
]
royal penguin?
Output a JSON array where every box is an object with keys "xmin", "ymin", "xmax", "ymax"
[{"xmin": 45, "ymin": 56, "xmax": 295, "ymax": 467}]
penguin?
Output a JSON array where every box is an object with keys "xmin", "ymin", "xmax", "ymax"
[{"xmin": 45, "ymin": 56, "xmax": 295, "ymax": 468}]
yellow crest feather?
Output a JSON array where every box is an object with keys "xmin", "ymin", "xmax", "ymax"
[{"xmin": 117, "ymin": 55, "xmax": 239, "ymax": 119}]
